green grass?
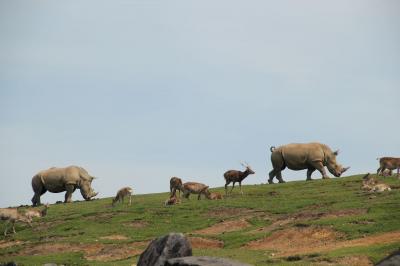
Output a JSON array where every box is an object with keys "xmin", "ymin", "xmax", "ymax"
[{"xmin": 1, "ymin": 174, "xmax": 399, "ymax": 265}]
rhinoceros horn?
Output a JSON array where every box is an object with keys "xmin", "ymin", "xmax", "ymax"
[{"xmin": 341, "ymin": 166, "xmax": 350, "ymax": 174}]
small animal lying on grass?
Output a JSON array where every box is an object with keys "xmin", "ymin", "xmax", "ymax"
[
  {"xmin": 361, "ymin": 173, "xmax": 391, "ymax": 192},
  {"xmin": 164, "ymin": 195, "xmax": 181, "ymax": 206},
  {"xmin": 182, "ymin": 182, "xmax": 210, "ymax": 200},
  {"xmin": 0, "ymin": 208, "xmax": 32, "ymax": 236},
  {"xmin": 24, "ymin": 203, "xmax": 49, "ymax": 220},
  {"xmin": 112, "ymin": 187, "xmax": 133, "ymax": 206},
  {"xmin": 207, "ymin": 192, "xmax": 223, "ymax": 200}
]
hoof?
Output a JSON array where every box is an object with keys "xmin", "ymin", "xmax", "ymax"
[
  {"xmin": 278, "ymin": 180, "xmax": 286, "ymax": 183},
  {"xmin": 268, "ymin": 180, "xmax": 274, "ymax": 184},
  {"xmin": 306, "ymin": 178, "xmax": 313, "ymax": 181}
]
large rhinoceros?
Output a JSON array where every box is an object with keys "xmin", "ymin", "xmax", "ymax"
[
  {"xmin": 268, "ymin": 142, "xmax": 350, "ymax": 183},
  {"xmin": 31, "ymin": 166, "xmax": 98, "ymax": 206}
]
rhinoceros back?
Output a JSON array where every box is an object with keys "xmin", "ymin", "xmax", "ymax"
[{"xmin": 277, "ymin": 142, "xmax": 327, "ymax": 170}]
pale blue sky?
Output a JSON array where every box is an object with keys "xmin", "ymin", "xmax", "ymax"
[{"xmin": 1, "ymin": 1, "xmax": 399, "ymax": 207}]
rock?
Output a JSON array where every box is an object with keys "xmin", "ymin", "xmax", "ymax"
[
  {"xmin": 376, "ymin": 249, "xmax": 400, "ymax": 266},
  {"xmin": 137, "ymin": 233, "xmax": 192, "ymax": 266},
  {"xmin": 165, "ymin": 256, "xmax": 252, "ymax": 266},
  {"xmin": 0, "ymin": 262, "xmax": 17, "ymax": 266}
]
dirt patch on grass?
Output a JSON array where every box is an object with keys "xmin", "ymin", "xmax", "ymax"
[
  {"xmin": 250, "ymin": 208, "xmax": 367, "ymax": 234},
  {"xmin": 16, "ymin": 241, "xmax": 149, "ymax": 261},
  {"xmin": 0, "ymin": 240, "xmax": 25, "ymax": 249},
  {"xmin": 17, "ymin": 243, "xmax": 82, "ymax": 256},
  {"xmin": 189, "ymin": 237, "xmax": 224, "ymax": 249},
  {"xmin": 32, "ymin": 220, "xmax": 64, "ymax": 232},
  {"xmin": 84, "ymin": 212, "xmax": 115, "ymax": 221},
  {"xmin": 247, "ymin": 227, "xmax": 400, "ymax": 257},
  {"xmin": 100, "ymin": 235, "xmax": 129, "ymax": 240},
  {"xmin": 194, "ymin": 219, "xmax": 251, "ymax": 235},
  {"xmin": 247, "ymin": 226, "xmax": 342, "ymax": 256},
  {"xmin": 123, "ymin": 220, "xmax": 149, "ymax": 228},
  {"xmin": 84, "ymin": 243, "xmax": 143, "ymax": 261},
  {"xmin": 206, "ymin": 207, "xmax": 255, "ymax": 218}
]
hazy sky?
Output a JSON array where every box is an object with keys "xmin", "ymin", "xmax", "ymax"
[{"xmin": 1, "ymin": 1, "xmax": 399, "ymax": 207}]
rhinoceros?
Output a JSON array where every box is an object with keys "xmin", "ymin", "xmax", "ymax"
[
  {"xmin": 31, "ymin": 166, "xmax": 98, "ymax": 206},
  {"xmin": 268, "ymin": 142, "xmax": 350, "ymax": 183}
]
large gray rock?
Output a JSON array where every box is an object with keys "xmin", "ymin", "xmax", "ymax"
[
  {"xmin": 165, "ymin": 256, "xmax": 252, "ymax": 266},
  {"xmin": 137, "ymin": 233, "xmax": 192, "ymax": 266},
  {"xmin": 376, "ymin": 250, "xmax": 400, "ymax": 266}
]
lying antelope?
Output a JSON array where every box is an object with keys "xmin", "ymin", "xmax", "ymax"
[
  {"xmin": 182, "ymin": 182, "xmax": 210, "ymax": 200},
  {"xmin": 0, "ymin": 208, "xmax": 32, "ymax": 236},
  {"xmin": 377, "ymin": 157, "xmax": 400, "ymax": 177},
  {"xmin": 170, "ymin": 177, "xmax": 183, "ymax": 197},
  {"xmin": 164, "ymin": 195, "xmax": 181, "ymax": 206},
  {"xmin": 207, "ymin": 192, "xmax": 223, "ymax": 200},
  {"xmin": 224, "ymin": 162, "xmax": 255, "ymax": 195},
  {"xmin": 24, "ymin": 203, "xmax": 49, "ymax": 220},
  {"xmin": 112, "ymin": 187, "xmax": 133, "ymax": 206},
  {"xmin": 361, "ymin": 173, "xmax": 391, "ymax": 192}
]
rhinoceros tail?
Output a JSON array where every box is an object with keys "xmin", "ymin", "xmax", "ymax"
[{"xmin": 270, "ymin": 146, "xmax": 276, "ymax": 152}]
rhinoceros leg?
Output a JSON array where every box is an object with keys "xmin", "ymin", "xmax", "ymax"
[
  {"xmin": 276, "ymin": 171, "xmax": 285, "ymax": 183},
  {"xmin": 311, "ymin": 161, "xmax": 329, "ymax": 179},
  {"xmin": 64, "ymin": 184, "xmax": 76, "ymax": 203},
  {"xmin": 306, "ymin": 168, "xmax": 315, "ymax": 181},
  {"xmin": 268, "ymin": 170, "xmax": 276, "ymax": 184}
]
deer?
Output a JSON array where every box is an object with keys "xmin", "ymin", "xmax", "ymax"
[
  {"xmin": 361, "ymin": 173, "xmax": 391, "ymax": 193},
  {"xmin": 0, "ymin": 208, "xmax": 32, "ymax": 236},
  {"xmin": 170, "ymin": 177, "xmax": 183, "ymax": 197},
  {"xmin": 164, "ymin": 195, "xmax": 181, "ymax": 206},
  {"xmin": 24, "ymin": 203, "xmax": 49, "ymax": 220},
  {"xmin": 206, "ymin": 192, "xmax": 223, "ymax": 200},
  {"xmin": 377, "ymin": 157, "xmax": 400, "ymax": 178},
  {"xmin": 224, "ymin": 162, "xmax": 255, "ymax": 195},
  {"xmin": 182, "ymin": 182, "xmax": 211, "ymax": 200},
  {"xmin": 112, "ymin": 187, "xmax": 133, "ymax": 206}
]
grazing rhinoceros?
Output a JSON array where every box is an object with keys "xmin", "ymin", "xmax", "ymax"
[
  {"xmin": 268, "ymin": 142, "xmax": 350, "ymax": 183},
  {"xmin": 31, "ymin": 166, "xmax": 98, "ymax": 206}
]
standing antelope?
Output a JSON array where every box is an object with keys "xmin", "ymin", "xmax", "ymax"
[
  {"xmin": 112, "ymin": 187, "xmax": 133, "ymax": 206},
  {"xmin": 182, "ymin": 182, "xmax": 210, "ymax": 200},
  {"xmin": 170, "ymin": 177, "xmax": 183, "ymax": 197},
  {"xmin": 224, "ymin": 162, "xmax": 255, "ymax": 195},
  {"xmin": 377, "ymin": 157, "xmax": 400, "ymax": 177},
  {"xmin": 0, "ymin": 208, "xmax": 32, "ymax": 236}
]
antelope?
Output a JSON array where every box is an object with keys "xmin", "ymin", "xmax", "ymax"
[
  {"xmin": 207, "ymin": 192, "xmax": 223, "ymax": 200},
  {"xmin": 0, "ymin": 208, "xmax": 32, "ymax": 236},
  {"xmin": 170, "ymin": 177, "xmax": 183, "ymax": 197},
  {"xmin": 24, "ymin": 203, "xmax": 49, "ymax": 220},
  {"xmin": 164, "ymin": 195, "xmax": 181, "ymax": 206},
  {"xmin": 377, "ymin": 157, "xmax": 400, "ymax": 177},
  {"xmin": 112, "ymin": 187, "xmax": 133, "ymax": 206},
  {"xmin": 182, "ymin": 182, "xmax": 210, "ymax": 200},
  {"xmin": 361, "ymin": 173, "xmax": 391, "ymax": 192},
  {"xmin": 224, "ymin": 162, "xmax": 255, "ymax": 195}
]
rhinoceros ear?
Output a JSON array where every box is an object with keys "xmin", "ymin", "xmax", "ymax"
[{"xmin": 333, "ymin": 149, "xmax": 340, "ymax": 156}]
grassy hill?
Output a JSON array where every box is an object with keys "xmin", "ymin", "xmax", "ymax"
[{"xmin": 1, "ymin": 174, "xmax": 400, "ymax": 265}]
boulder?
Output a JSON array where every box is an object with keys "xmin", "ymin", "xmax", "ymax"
[
  {"xmin": 165, "ymin": 256, "xmax": 251, "ymax": 266},
  {"xmin": 376, "ymin": 250, "xmax": 400, "ymax": 266},
  {"xmin": 137, "ymin": 233, "xmax": 192, "ymax": 266}
]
